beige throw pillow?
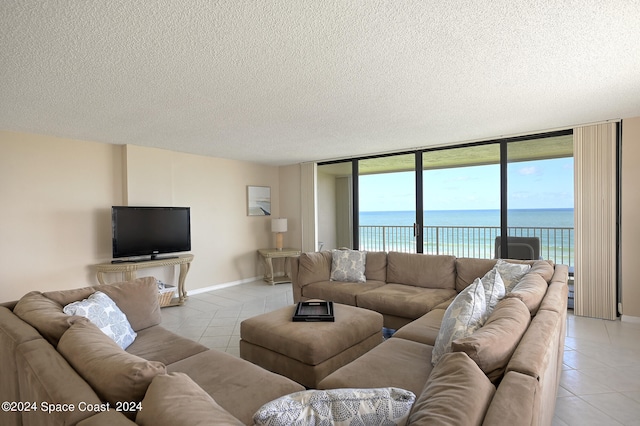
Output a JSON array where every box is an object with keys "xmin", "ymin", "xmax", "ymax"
[
  {"xmin": 408, "ymin": 352, "xmax": 496, "ymax": 425},
  {"xmin": 13, "ymin": 291, "xmax": 76, "ymax": 346},
  {"xmin": 57, "ymin": 318, "xmax": 166, "ymax": 417},
  {"xmin": 137, "ymin": 373, "xmax": 243, "ymax": 426},
  {"xmin": 451, "ymin": 297, "xmax": 531, "ymax": 382}
]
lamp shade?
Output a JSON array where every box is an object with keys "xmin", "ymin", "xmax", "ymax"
[{"xmin": 271, "ymin": 218, "xmax": 288, "ymax": 233}]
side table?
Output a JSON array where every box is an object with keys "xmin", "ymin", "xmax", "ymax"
[{"xmin": 257, "ymin": 248, "xmax": 301, "ymax": 285}]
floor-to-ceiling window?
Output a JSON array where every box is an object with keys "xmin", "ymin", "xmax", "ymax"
[
  {"xmin": 359, "ymin": 154, "xmax": 417, "ymax": 253},
  {"xmin": 317, "ymin": 130, "xmax": 574, "ymax": 268},
  {"xmin": 506, "ymin": 134, "xmax": 574, "ymax": 265},
  {"xmin": 422, "ymin": 143, "xmax": 501, "ymax": 258}
]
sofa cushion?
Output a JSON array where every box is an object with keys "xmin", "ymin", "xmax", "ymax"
[
  {"xmin": 13, "ymin": 291, "xmax": 77, "ymax": 346},
  {"xmin": 538, "ymin": 280, "xmax": 569, "ymax": 314},
  {"xmin": 63, "ymin": 291, "xmax": 137, "ymax": 349},
  {"xmin": 357, "ymin": 284, "xmax": 457, "ymax": 321},
  {"xmin": 15, "ymin": 339, "xmax": 104, "ymax": 426},
  {"xmin": 364, "ymin": 251, "xmax": 388, "ymax": 282},
  {"xmin": 455, "ymin": 257, "xmax": 497, "ymax": 292},
  {"xmin": 506, "ymin": 309, "xmax": 561, "ymax": 380},
  {"xmin": 167, "ymin": 348, "xmax": 305, "ymax": 425},
  {"xmin": 76, "ymin": 410, "xmax": 138, "ymax": 425},
  {"xmin": 387, "ymin": 252, "xmax": 456, "ymax": 289},
  {"xmin": 407, "ymin": 352, "xmax": 495, "ymax": 426},
  {"xmin": 451, "ymin": 297, "xmax": 531, "ymax": 382},
  {"xmin": 44, "ymin": 277, "xmax": 162, "ymax": 331},
  {"xmin": 126, "ymin": 325, "xmax": 208, "ymax": 365},
  {"xmin": 0, "ymin": 307, "xmax": 44, "ymax": 426},
  {"xmin": 504, "ymin": 261, "xmax": 553, "ymax": 314},
  {"xmin": 330, "ymin": 248, "xmax": 367, "ymax": 282},
  {"xmin": 137, "ymin": 373, "xmax": 243, "ymax": 426},
  {"xmin": 302, "ymin": 280, "xmax": 387, "ymax": 306},
  {"xmin": 318, "ymin": 338, "xmax": 434, "ymax": 397},
  {"xmin": 254, "ymin": 387, "xmax": 416, "ymax": 426},
  {"xmin": 392, "ymin": 308, "xmax": 446, "ymax": 346},
  {"xmin": 481, "ymin": 371, "xmax": 540, "ymax": 426},
  {"xmin": 96, "ymin": 277, "xmax": 162, "ymax": 331},
  {"xmin": 57, "ymin": 318, "xmax": 166, "ymax": 416},
  {"xmin": 431, "ymin": 277, "xmax": 486, "ymax": 366},
  {"xmin": 297, "ymin": 251, "xmax": 332, "ymax": 286}
]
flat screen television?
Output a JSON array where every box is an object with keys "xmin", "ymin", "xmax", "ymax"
[{"xmin": 111, "ymin": 206, "xmax": 191, "ymax": 260}]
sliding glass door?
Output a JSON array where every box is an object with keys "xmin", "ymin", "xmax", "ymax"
[
  {"xmin": 422, "ymin": 144, "xmax": 501, "ymax": 258},
  {"xmin": 359, "ymin": 154, "xmax": 418, "ymax": 253},
  {"xmin": 506, "ymin": 134, "xmax": 574, "ymax": 265}
]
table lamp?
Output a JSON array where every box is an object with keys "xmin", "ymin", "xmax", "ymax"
[{"xmin": 271, "ymin": 218, "xmax": 287, "ymax": 251}]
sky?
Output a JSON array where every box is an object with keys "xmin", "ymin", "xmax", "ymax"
[{"xmin": 359, "ymin": 157, "xmax": 574, "ymax": 212}]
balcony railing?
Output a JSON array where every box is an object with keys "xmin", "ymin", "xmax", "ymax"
[{"xmin": 359, "ymin": 225, "xmax": 574, "ymax": 267}]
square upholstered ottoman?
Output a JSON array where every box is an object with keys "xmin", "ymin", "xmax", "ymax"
[{"xmin": 240, "ymin": 303, "xmax": 383, "ymax": 388}]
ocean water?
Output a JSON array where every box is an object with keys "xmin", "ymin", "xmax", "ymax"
[
  {"xmin": 360, "ymin": 208, "xmax": 574, "ymax": 228},
  {"xmin": 359, "ymin": 209, "xmax": 574, "ymax": 266}
]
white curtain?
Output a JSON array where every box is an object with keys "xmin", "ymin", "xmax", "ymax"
[{"xmin": 573, "ymin": 123, "xmax": 618, "ymax": 320}]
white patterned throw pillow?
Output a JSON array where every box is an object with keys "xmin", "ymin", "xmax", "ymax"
[
  {"xmin": 496, "ymin": 259, "xmax": 531, "ymax": 292},
  {"xmin": 253, "ymin": 387, "xmax": 416, "ymax": 426},
  {"xmin": 481, "ymin": 267, "xmax": 505, "ymax": 318},
  {"xmin": 431, "ymin": 277, "xmax": 486, "ymax": 366},
  {"xmin": 63, "ymin": 291, "xmax": 137, "ymax": 349},
  {"xmin": 330, "ymin": 249, "xmax": 366, "ymax": 283}
]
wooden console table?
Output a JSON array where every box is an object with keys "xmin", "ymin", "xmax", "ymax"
[
  {"xmin": 258, "ymin": 248, "xmax": 301, "ymax": 285},
  {"xmin": 95, "ymin": 254, "xmax": 193, "ymax": 307}
]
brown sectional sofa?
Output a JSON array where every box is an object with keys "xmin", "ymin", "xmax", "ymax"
[
  {"xmin": 291, "ymin": 250, "xmax": 569, "ymax": 426},
  {"xmin": 0, "ymin": 277, "xmax": 305, "ymax": 426}
]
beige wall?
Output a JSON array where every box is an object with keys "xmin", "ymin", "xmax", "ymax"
[
  {"xmin": 278, "ymin": 164, "xmax": 302, "ymax": 250},
  {"xmin": 621, "ymin": 116, "xmax": 640, "ymax": 321},
  {"xmin": 0, "ymin": 132, "xmax": 124, "ymax": 301},
  {"xmin": 124, "ymin": 144, "xmax": 281, "ymax": 288},
  {"xmin": 0, "ymin": 132, "xmax": 281, "ymax": 301},
  {"xmin": 317, "ymin": 169, "xmax": 338, "ymax": 250}
]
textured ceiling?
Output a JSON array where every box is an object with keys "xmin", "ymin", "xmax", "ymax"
[{"xmin": 1, "ymin": 1, "xmax": 639, "ymax": 166}]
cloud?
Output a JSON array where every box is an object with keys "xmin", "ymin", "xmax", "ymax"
[{"xmin": 518, "ymin": 166, "xmax": 540, "ymax": 176}]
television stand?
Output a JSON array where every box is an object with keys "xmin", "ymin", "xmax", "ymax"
[{"xmin": 95, "ymin": 254, "xmax": 194, "ymax": 307}]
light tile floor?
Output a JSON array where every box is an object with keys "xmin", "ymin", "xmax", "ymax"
[{"xmin": 163, "ymin": 280, "xmax": 640, "ymax": 425}]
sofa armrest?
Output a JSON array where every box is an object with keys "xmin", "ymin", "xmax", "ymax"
[
  {"xmin": 291, "ymin": 257, "xmax": 303, "ymax": 303},
  {"xmin": 292, "ymin": 251, "xmax": 333, "ymax": 303}
]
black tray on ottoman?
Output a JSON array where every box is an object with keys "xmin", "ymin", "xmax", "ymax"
[{"xmin": 292, "ymin": 301, "xmax": 335, "ymax": 322}]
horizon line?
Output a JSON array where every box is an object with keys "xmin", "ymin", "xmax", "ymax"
[{"xmin": 361, "ymin": 207, "xmax": 574, "ymax": 213}]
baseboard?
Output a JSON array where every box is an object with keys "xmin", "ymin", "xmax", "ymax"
[
  {"xmin": 621, "ymin": 315, "xmax": 640, "ymax": 324},
  {"xmin": 188, "ymin": 276, "xmax": 263, "ymax": 295}
]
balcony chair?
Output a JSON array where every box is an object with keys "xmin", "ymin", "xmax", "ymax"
[{"xmin": 494, "ymin": 236, "xmax": 541, "ymax": 260}]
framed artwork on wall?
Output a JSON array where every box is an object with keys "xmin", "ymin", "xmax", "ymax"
[{"xmin": 247, "ymin": 185, "xmax": 271, "ymax": 216}]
